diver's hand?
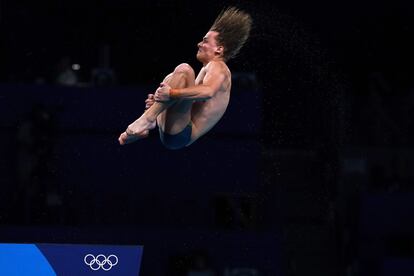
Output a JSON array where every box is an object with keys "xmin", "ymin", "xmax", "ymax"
[{"xmin": 154, "ymin": 82, "xmax": 171, "ymax": 102}]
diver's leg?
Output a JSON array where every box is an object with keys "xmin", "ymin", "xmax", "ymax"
[{"xmin": 118, "ymin": 63, "xmax": 195, "ymax": 145}]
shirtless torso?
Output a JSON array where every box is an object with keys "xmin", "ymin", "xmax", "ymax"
[{"xmin": 190, "ymin": 60, "xmax": 231, "ymax": 143}]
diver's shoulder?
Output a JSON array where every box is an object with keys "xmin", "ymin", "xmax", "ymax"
[{"xmin": 206, "ymin": 60, "xmax": 230, "ymax": 72}]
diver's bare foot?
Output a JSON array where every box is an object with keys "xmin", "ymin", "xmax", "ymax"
[
  {"xmin": 118, "ymin": 116, "xmax": 156, "ymax": 145},
  {"xmin": 118, "ymin": 130, "xmax": 149, "ymax": 145},
  {"xmin": 128, "ymin": 116, "xmax": 157, "ymax": 135}
]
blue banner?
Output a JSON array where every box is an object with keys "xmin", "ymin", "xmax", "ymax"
[{"xmin": 0, "ymin": 243, "xmax": 143, "ymax": 276}]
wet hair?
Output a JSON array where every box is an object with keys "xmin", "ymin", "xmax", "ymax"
[{"xmin": 210, "ymin": 7, "xmax": 252, "ymax": 61}]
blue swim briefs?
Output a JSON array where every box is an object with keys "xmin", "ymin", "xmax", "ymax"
[{"xmin": 159, "ymin": 123, "xmax": 192, "ymax": 150}]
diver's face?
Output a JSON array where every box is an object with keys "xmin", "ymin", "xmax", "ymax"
[{"xmin": 196, "ymin": 31, "xmax": 222, "ymax": 64}]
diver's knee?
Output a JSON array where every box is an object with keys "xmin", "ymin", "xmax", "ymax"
[{"xmin": 174, "ymin": 63, "xmax": 195, "ymax": 76}]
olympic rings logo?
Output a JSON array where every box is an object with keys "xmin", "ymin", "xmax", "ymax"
[{"xmin": 84, "ymin": 254, "xmax": 119, "ymax": 271}]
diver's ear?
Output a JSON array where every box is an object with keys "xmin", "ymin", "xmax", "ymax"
[{"xmin": 215, "ymin": 46, "xmax": 224, "ymax": 57}]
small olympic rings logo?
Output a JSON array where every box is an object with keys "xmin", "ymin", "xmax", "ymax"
[{"xmin": 84, "ymin": 254, "xmax": 119, "ymax": 271}]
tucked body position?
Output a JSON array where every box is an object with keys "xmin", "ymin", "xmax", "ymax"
[{"xmin": 119, "ymin": 7, "xmax": 252, "ymax": 149}]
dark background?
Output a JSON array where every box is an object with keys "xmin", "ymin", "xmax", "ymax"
[{"xmin": 1, "ymin": 0, "xmax": 414, "ymax": 275}]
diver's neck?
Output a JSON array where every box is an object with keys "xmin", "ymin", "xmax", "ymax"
[{"xmin": 202, "ymin": 57, "xmax": 224, "ymax": 67}]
